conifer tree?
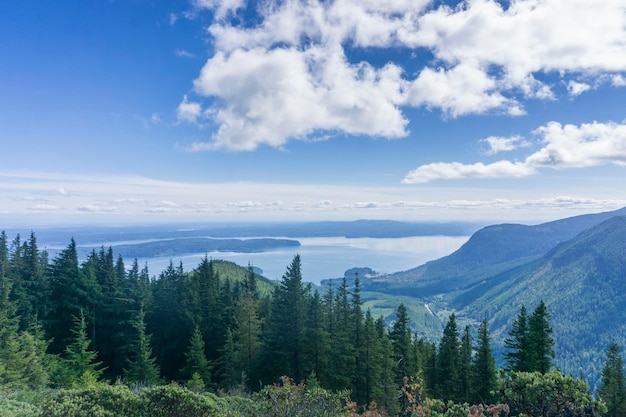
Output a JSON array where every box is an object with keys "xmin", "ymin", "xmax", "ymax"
[
  {"xmin": 328, "ymin": 277, "xmax": 356, "ymax": 390},
  {"xmin": 125, "ymin": 309, "xmax": 160, "ymax": 386},
  {"xmin": 471, "ymin": 319, "xmax": 496, "ymax": 404},
  {"xmin": 58, "ymin": 310, "xmax": 104, "ymax": 387},
  {"xmin": 504, "ymin": 305, "xmax": 530, "ymax": 372},
  {"xmin": 390, "ymin": 303, "xmax": 411, "ymax": 382},
  {"xmin": 46, "ymin": 239, "xmax": 99, "ymax": 355},
  {"xmin": 459, "ymin": 325, "xmax": 473, "ymax": 402},
  {"xmin": 261, "ymin": 255, "xmax": 307, "ymax": 382},
  {"xmin": 598, "ymin": 342, "xmax": 626, "ymax": 417},
  {"xmin": 233, "ymin": 285, "xmax": 262, "ymax": 382},
  {"xmin": 302, "ymin": 290, "xmax": 330, "ymax": 385},
  {"xmin": 181, "ymin": 326, "xmax": 211, "ymax": 389},
  {"xmin": 527, "ymin": 300, "xmax": 554, "ymax": 373},
  {"xmin": 437, "ymin": 313, "xmax": 461, "ymax": 401}
]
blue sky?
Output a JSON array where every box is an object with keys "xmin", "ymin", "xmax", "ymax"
[{"xmin": 1, "ymin": 0, "xmax": 626, "ymax": 227}]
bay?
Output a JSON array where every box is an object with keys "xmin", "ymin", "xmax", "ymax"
[{"xmin": 140, "ymin": 236, "xmax": 469, "ymax": 285}]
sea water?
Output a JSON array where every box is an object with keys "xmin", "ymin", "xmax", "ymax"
[{"xmin": 139, "ymin": 236, "xmax": 469, "ymax": 285}]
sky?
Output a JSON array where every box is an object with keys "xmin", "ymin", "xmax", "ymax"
[{"xmin": 1, "ymin": 0, "xmax": 626, "ymax": 227}]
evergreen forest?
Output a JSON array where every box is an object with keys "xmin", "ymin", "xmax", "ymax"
[{"xmin": 0, "ymin": 231, "xmax": 624, "ymax": 417}]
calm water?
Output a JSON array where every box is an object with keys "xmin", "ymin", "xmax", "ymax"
[{"xmin": 140, "ymin": 236, "xmax": 469, "ymax": 285}]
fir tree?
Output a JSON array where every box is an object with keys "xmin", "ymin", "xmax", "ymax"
[
  {"xmin": 598, "ymin": 342, "xmax": 626, "ymax": 417},
  {"xmin": 471, "ymin": 319, "xmax": 496, "ymax": 404},
  {"xmin": 437, "ymin": 313, "xmax": 460, "ymax": 401},
  {"xmin": 181, "ymin": 326, "xmax": 211, "ymax": 389},
  {"xmin": 390, "ymin": 303, "xmax": 411, "ymax": 382},
  {"xmin": 504, "ymin": 305, "xmax": 530, "ymax": 372},
  {"xmin": 459, "ymin": 325, "xmax": 472, "ymax": 403},
  {"xmin": 527, "ymin": 300, "xmax": 554, "ymax": 373},
  {"xmin": 261, "ymin": 255, "xmax": 307, "ymax": 382},
  {"xmin": 58, "ymin": 310, "xmax": 104, "ymax": 387},
  {"xmin": 232, "ymin": 286, "xmax": 262, "ymax": 383},
  {"xmin": 124, "ymin": 309, "xmax": 160, "ymax": 386}
]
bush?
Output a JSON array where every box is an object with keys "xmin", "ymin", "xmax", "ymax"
[{"xmin": 39, "ymin": 384, "xmax": 142, "ymax": 417}]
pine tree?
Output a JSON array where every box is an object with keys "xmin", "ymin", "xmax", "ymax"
[
  {"xmin": 125, "ymin": 309, "xmax": 160, "ymax": 386},
  {"xmin": 261, "ymin": 255, "xmax": 307, "ymax": 382},
  {"xmin": 471, "ymin": 319, "xmax": 496, "ymax": 404},
  {"xmin": 527, "ymin": 301, "xmax": 554, "ymax": 373},
  {"xmin": 459, "ymin": 325, "xmax": 473, "ymax": 403},
  {"xmin": 302, "ymin": 290, "xmax": 330, "ymax": 385},
  {"xmin": 437, "ymin": 313, "xmax": 460, "ymax": 401},
  {"xmin": 504, "ymin": 305, "xmax": 530, "ymax": 372},
  {"xmin": 328, "ymin": 277, "xmax": 356, "ymax": 390},
  {"xmin": 598, "ymin": 342, "xmax": 626, "ymax": 417},
  {"xmin": 390, "ymin": 303, "xmax": 411, "ymax": 383},
  {"xmin": 46, "ymin": 239, "xmax": 99, "ymax": 355},
  {"xmin": 181, "ymin": 326, "xmax": 211, "ymax": 388},
  {"xmin": 232, "ymin": 286, "xmax": 262, "ymax": 383},
  {"xmin": 58, "ymin": 310, "xmax": 104, "ymax": 387}
]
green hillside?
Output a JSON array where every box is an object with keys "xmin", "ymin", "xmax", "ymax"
[
  {"xmin": 365, "ymin": 206, "xmax": 626, "ymax": 297},
  {"xmin": 453, "ymin": 216, "xmax": 626, "ymax": 389}
]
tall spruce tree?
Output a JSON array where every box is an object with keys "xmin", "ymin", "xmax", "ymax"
[
  {"xmin": 598, "ymin": 342, "xmax": 626, "ymax": 417},
  {"xmin": 504, "ymin": 305, "xmax": 530, "ymax": 372},
  {"xmin": 124, "ymin": 309, "xmax": 160, "ymax": 386},
  {"xmin": 437, "ymin": 313, "xmax": 461, "ymax": 401},
  {"xmin": 459, "ymin": 325, "xmax": 473, "ymax": 403},
  {"xmin": 390, "ymin": 303, "xmax": 412, "ymax": 383},
  {"xmin": 232, "ymin": 285, "xmax": 262, "ymax": 383},
  {"xmin": 527, "ymin": 301, "xmax": 554, "ymax": 373},
  {"xmin": 58, "ymin": 310, "xmax": 104, "ymax": 387},
  {"xmin": 46, "ymin": 239, "xmax": 99, "ymax": 355},
  {"xmin": 261, "ymin": 255, "xmax": 307, "ymax": 382},
  {"xmin": 181, "ymin": 326, "xmax": 211, "ymax": 389},
  {"xmin": 471, "ymin": 319, "xmax": 496, "ymax": 403}
]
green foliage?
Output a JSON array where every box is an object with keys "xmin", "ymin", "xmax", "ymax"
[
  {"xmin": 259, "ymin": 375, "xmax": 348, "ymax": 417},
  {"xmin": 497, "ymin": 370, "xmax": 606, "ymax": 417},
  {"xmin": 124, "ymin": 309, "xmax": 160, "ymax": 386},
  {"xmin": 39, "ymin": 384, "xmax": 143, "ymax": 417},
  {"xmin": 56, "ymin": 311, "xmax": 104, "ymax": 388},
  {"xmin": 180, "ymin": 326, "xmax": 211, "ymax": 388},
  {"xmin": 0, "ymin": 396, "xmax": 40, "ymax": 417},
  {"xmin": 598, "ymin": 342, "xmax": 626, "ymax": 417},
  {"xmin": 470, "ymin": 319, "xmax": 496, "ymax": 404}
]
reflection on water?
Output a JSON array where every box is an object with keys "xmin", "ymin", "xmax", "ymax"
[{"xmin": 141, "ymin": 236, "xmax": 469, "ymax": 285}]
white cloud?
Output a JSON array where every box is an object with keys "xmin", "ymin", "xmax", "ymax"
[
  {"xmin": 567, "ymin": 81, "xmax": 591, "ymax": 96},
  {"xmin": 192, "ymin": 47, "xmax": 408, "ymax": 150},
  {"xmin": 403, "ymin": 119, "xmax": 626, "ymax": 183},
  {"xmin": 175, "ymin": 49, "xmax": 195, "ymax": 58},
  {"xmin": 1, "ymin": 171, "xmax": 625, "ymax": 224},
  {"xmin": 402, "ymin": 160, "xmax": 536, "ymax": 184},
  {"xmin": 195, "ymin": 0, "xmax": 245, "ymax": 20},
  {"xmin": 481, "ymin": 135, "xmax": 530, "ymax": 155},
  {"xmin": 179, "ymin": 0, "xmax": 626, "ymax": 151},
  {"xmin": 30, "ymin": 204, "xmax": 58, "ymax": 211},
  {"xmin": 176, "ymin": 95, "xmax": 203, "ymax": 124},
  {"xmin": 527, "ymin": 121, "xmax": 626, "ymax": 168},
  {"xmin": 612, "ymin": 74, "xmax": 626, "ymax": 87}
]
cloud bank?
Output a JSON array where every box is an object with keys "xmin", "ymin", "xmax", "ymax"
[
  {"xmin": 177, "ymin": 0, "xmax": 626, "ymax": 151},
  {"xmin": 403, "ymin": 120, "xmax": 626, "ymax": 183}
]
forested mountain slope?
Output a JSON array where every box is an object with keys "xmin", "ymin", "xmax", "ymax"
[
  {"xmin": 454, "ymin": 215, "xmax": 626, "ymax": 389},
  {"xmin": 365, "ymin": 206, "xmax": 626, "ymax": 297}
]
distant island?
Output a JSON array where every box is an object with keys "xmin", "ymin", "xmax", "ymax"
[{"xmin": 108, "ymin": 237, "xmax": 300, "ymax": 258}]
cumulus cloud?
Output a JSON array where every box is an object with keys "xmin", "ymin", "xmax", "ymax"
[
  {"xmin": 179, "ymin": 0, "xmax": 626, "ymax": 151},
  {"xmin": 567, "ymin": 81, "xmax": 591, "ymax": 97},
  {"xmin": 176, "ymin": 95, "xmax": 203, "ymax": 124},
  {"xmin": 403, "ymin": 119, "xmax": 626, "ymax": 183},
  {"xmin": 481, "ymin": 135, "xmax": 530, "ymax": 155},
  {"xmin": 403, "ymin": 161, "xmax": 536, "ymax": 184}
]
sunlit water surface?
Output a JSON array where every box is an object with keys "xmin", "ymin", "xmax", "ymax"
[{"xmin": 140, "ymin": 236, "xmax": 469, "ymax": 285}]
